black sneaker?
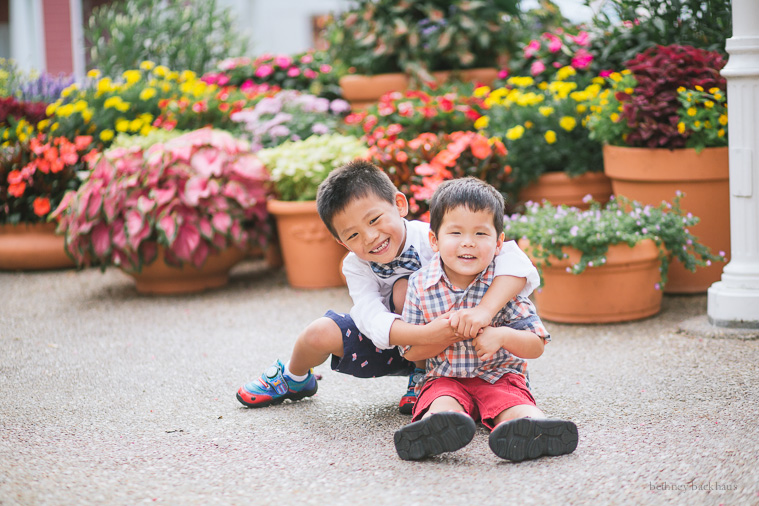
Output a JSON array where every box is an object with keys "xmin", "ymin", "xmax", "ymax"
[
  {"xmin": 489, "ymin": 418, "xmax": 578, "ymax": 462},
  {"xmin": 394, "ymin": 412, "xmax": 476, "ymax": 461}
]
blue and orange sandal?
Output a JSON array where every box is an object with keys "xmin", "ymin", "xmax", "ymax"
[
  {"xmin": 236, "ymin": 360, "xmax": 318, "ymax": 408},
  {"xmin": 488, "ymin": 418, "xmax": 578, "ymax": 461},
  {"xmin": 398, "ymin": 367, "xmax": 425, "ymax": 415}
]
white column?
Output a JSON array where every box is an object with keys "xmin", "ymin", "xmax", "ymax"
[
  {"xmin": 69, "ymin": 0, "xmax": 85, "ymax": 81},
  {"xmin": 9, "ymin": 0, "xmax": 46, "ymax": 73},
  {"xmin": 707, "ymin": 0, "xmax": 759, "ymax": 328}
]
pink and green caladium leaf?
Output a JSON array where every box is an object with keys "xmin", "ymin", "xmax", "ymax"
[
  {"xmin": 190, "ymin": 240, "xmax": 210, "ymax": 268},
  {"xmin": 151, "ymin": 186, "xmax": 176, "ymax": 207},
  {"xmin": 171, "ymin": 222, "xmax": 201, "ymax": 261},
  {"xmin": 137, "ymin": 195, "xmax": 156, "ymax": 215},
  {"xmin": 140, "ymin": 241, "xmax": 158, "ymax": 267},
  {"xmin": 157, "ymin": 212, "xmax": 179, "ymax": 245},
  {"xmin": 126, "ymin": 209, "xmax": 151, "ymax": 251},
  {"xmin": 183, "ymin": 176, "xmax": 211, "ymax": 206},
  {"xmin": 91, "ymin": 222, "xmax": 112, "ymax": 259},
  {"xmin": 112, "ymin": 217, "xmax": 127, "ymax": 250},
  {"xmin": 191, "ymin": 147, "xmax": 225, "ymax": 178},
  {"xmin": 211, "ymin": 212, "xmax": 232, "ymax": 236},
  {"xmin": 199, "ymin": 217, "xmax": 214, "ymax": 240}
]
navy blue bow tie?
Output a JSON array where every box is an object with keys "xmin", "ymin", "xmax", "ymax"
[{"xmin": 370, "ymin": 246, "xmax": 422, "ymax": 279}]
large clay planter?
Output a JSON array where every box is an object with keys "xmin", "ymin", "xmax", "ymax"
[
  {"xmin": 520, "ymin": 239, "xmax": 663, "ymax": 323},
  {"xmin": 602, "ymin": 145, "xmax": 729, "ymax": 293},
  {"xmin": 128, "ymin": 246, "xmax": 246, "ymax": 295},
  {"xmin": 339, "ymin": 68, "xmax": 498, "ymax": 110},
  {"xmin": 518, "ymin": 171, "xmax": 612, "ymax": 209},
  {"xmin": 267, "ymin": 199, "xmax": 347, "ymax": 289},
  {"xmin": 0, "ymin": 222, "xmax": 75, "ymax": 271}
]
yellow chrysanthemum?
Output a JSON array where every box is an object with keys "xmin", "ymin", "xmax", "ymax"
[
  {"xmin": 56, "ymin": 104, "xmax": 74, "ymax": 117},
  {"xmin": 45, "ymin": 102, "xmax": 58, "ymax": 116},
  {"xmin": 50, "ymin": 122, "xmax": 59, "ymax": 132},
  {"xmin": 140, "ymin": 87, "xmax": 157, "ymax": 101},
  {"xmin": 610, "ymin": 72, "xmax": 623, "ymax": 82},
  {"xmin": 100, "ymin": 129, "xmax": 115, "ymax": 142},
  {"xmin": 704, "ymin": 100, "xmax": 714, "ymax": 109},
  {"xmin": 180, "ymin": 70, "xmax": 197, "ymax": 82},
  {"xmin": 140, "ymin": 60, "xmax": 156, "ymax": 71},
  {"xmin": 96, "ymin": 77, "xmax": 113, "ymax": 95},
  {"xmin": 154, "ymin": 65, "xmax": 169, "ymax": 78},
  {"xmin": 714, "ymin": 93, "xmax": 723, "ymax": 101},
  {"xmin": 129, "ymin": 118, "xmax": 142, "ymax": 132},
  {"xmin": 87, "ymin": 69, "xmax": 101, "ymax": 79},
  {"xmin": 524, "ymin": 121, "xmax": 534, "ymax": 129},
  {"xmin": 718, "ymin": 129, "xmax": 725, "ymax": 137},
  {"xmin": 559, "ymin": 116, "xmax": 576, "ymax": 131},
  {"xmin": 677, "ymin": 122, "xmax": 686, "ymax": 134},
  {"xmin": 81, "ymin": 108, "xmax": 93, "ymax": 123},
  {"xmin": 72, "ymin": 100, "xmax": 87, "ymax": 113},
  {"xmin": 556, "ymin": 66, "xmax": 576, "ymax": 81},
  {"xmin": 544, "ymin": 130, "xmax": 557, "ymax": 144},
  {"xmin": 474, "ymin": 86, "xmax": 490, "ymax": 98},
  {"xmin": 719, "ymin": 114, "xmax": 728, "ymax": 126},
  {"xmin": 610, "ymin": 112, "xmax": 620, "ymax": 123},
  {"xmin": 695, "ymin": 85, "xmax": 704, "ymax": 92},
  {"xmin": 115, "ymin": 118, "xmax": 130, "ymax": 133},
  {"xmin": 122, "ymin": 70, "xmax": 142, "ymax": 86},
  {"xmin": 104, "ymin": 96, "xmax": 121, "ymax": 109},
  {"xmin": 505, "ymin": 125, "xmax": 525, "ymax": 141},
  {"xmin": 576, "ymin": 104, "xmax": 587, "ymax": 114},
  {"xmin": 687, "ymin": 107, "xmax": 697, "ymax": 117},
  {"xmin": 694, "ymin": 121, "xmax": 701, "ymax": 128},
  {"xmin": 539, "ymin": 106, "xmax": 554, "ymax": 117},
  {"xmin": 677, "ymin": 86, "xmax": 686, "ymax": 93},
  {"xmin": 473, "ymin": 116, "xmax": 490, "ymax": 130},
  {"xmin": 37, "ymin": 119, "xmax": 50, "ymax": 130},
  {"xmin": 140, "ymin": 124, "xmax": 153, "ymax": 136},
  {"xmin": 704, "ymin": 120, "xmax": 712, "ymax": 129}
]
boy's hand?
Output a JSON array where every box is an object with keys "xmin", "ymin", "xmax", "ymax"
[
  {"xmin": 427, "ymin": 311, "xmax": 465, "ymax": 346},
  {"xmin": 449, "ymin": 307, "xmax": 492, "ymax": 339},
  {"xmin": 472, "ymin": 326, "xmax": 505, "ymax": 361}
]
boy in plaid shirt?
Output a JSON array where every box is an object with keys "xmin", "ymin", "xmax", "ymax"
[{"xmin": 394, "ymin": 177, "xmax": 578, "ymax": 462}]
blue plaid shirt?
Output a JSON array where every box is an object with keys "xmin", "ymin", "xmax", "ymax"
[{"xmin": 401, "ymin": 253, "xmax": 550, "ymax": 393}]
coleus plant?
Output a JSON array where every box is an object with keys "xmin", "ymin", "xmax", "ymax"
[{"xmin": 51, "ymin": 128, "xmax": 269, "ymax": 272}]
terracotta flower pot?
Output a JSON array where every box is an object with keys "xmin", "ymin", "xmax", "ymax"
[
  {"xmin": 602, "ymin": 145, "xmax": 729, "ymax": 293},
  {"xmin": 519, "ymin": 172, "xmax": 612, "ymax": 209},
  {"xmin": 267, "ymin": 199, "xmax": 347, "ymax": 289},
  {"xmin": 127, "ymin": 246, "xmax": 246, "ymax": 295},
  {"xmin": 339, "ymin": 68, "xmax": 498, "ymax": 110},
  {"xmin": 339, "ymin": 73, "xmax": 410, "ymax": 111},
  {"xmin": 520, "ymin": 238, "xmax": 663, "ymax": 323},
  {"xmin": 0, "ymin": 222, "xmax": 75, "ymax": 271}
]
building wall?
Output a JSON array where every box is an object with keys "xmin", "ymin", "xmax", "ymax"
[{"xmin": 43, "ymin": 0, "xmax": 73, "ymax": 74}]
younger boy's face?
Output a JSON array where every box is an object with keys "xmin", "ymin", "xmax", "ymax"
[
  {"xmin": 429, "ymin": 205, "xmax": 504, "ymax": 289},
  {"xmin": 332, "ymin": 192, "xmax": 409, "ymax": 264}
]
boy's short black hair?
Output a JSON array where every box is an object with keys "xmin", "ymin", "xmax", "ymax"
[
  {"xmin": 316, "ymin": 159, "xmax": 399, "ymax": 238},
  {"xmin": 429, "ymin": 177, "xmax": 505, "ymax": 236}
]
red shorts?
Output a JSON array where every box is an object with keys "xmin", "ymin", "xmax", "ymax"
[{"xmin": 412, "ymin": 374, "xmax": 536, "ymax": 430}]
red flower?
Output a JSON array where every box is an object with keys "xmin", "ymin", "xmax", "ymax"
[
  {"xmin": 439, "ymin": 98, "xmax": 454, "ymax": 112},
  {"xmin": 470, "ymin": 135, "xmax": 491, "ymax": 160},
  {"xmin": 33, "ymin": 197, "xmax": 51, "ymax": 217},
  {"xmin": 8, "ymin": 182, "xmax": 26, "ymax": 198}
]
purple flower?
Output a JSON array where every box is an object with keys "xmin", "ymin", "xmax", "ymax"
[
  {"xmin": 269, "ymin": 125, "xmax": 291, "ymax": 138},
  {"xmin": 330, "ymin": 99, "xmax": 351, "ymax": 114},
  {"xmin": 311, "ymin": 123, "xmax": 329, "ymax": 135}
]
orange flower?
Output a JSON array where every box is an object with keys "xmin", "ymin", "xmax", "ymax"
[
  {"xmin": 8, "ymin": 182, "xmax": 26, "ymax": 198},
  {"xmin": 74, "ymin": 136, "xmax": 93, "ymax": 151},
  {"xmin": 33, "ymin": 197, "xmax": 51, "ymax": 216},
  {"xmin": 470, "ymin": 135, "xmax": 491, "ymax": 160}
]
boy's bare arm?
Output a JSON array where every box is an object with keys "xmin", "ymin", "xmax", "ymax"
[
  {"xmin": 401, "ymin": 340, "xmax": 454, "ymax": 362},
  {"xmin": 450, "ymin": 275, "xmax": 527, "ymax": 338},
  {"xmin": 472, "ymin": 326, "xmax": 545, "ymax": 361}
]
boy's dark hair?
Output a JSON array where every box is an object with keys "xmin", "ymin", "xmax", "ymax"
[
  {"xmin": 316, "ymin": 159, "xmax": 398, "ymax": 238},
  {"xmin": 429, "ymin": 177, "xmax": 505, "ymax": 236}
]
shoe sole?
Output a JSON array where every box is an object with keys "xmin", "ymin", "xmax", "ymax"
[
  {"xmin": 398, "ymin": 400, "xmax": 415, "ymax": 415},
  {"xmin": 236, "ymin": 383, "xmax": 318, "ymax": 408},
  {"xmin": 394, "ymin": 412, "xmax": 476, "ymax": 461},
  {"xmin": 489, "ymin": 418, "xmax": 578, "ymax": 462}
]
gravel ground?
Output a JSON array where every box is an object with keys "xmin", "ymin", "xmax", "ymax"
[{"xmin": 2, "ymin": 260, "xmax": 758, "ymax": 506}]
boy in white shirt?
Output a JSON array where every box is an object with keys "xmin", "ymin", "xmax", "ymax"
[{"xmin": 237, "ymin": 161, "xmax": 539, "ymax": 414}]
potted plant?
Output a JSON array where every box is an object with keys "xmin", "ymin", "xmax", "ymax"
[
  {"xmin": 505, "ymin": 194, "xmax": 725, "ymax": 323},
  {"xmin": 1, "ymin": 132, "xmax": 96, "ymax": 270},
  {"xmin": 367, "ymin": 130, "xmax": 510, "ymax": 220},
  {"xmin": 51, "ymin": 128, "xmax": 270, "ymax": 294},
  {"xmin": 479, "ymin": 70, "xmax": 610, "ymax": 208},
  {"xmin": 256, "ymin": 133, "xmax": 368, "ymax": 288},
  {"xmin": 585, "ymin": 44, "xmax": 729, "ymax": 293},
  {"xmin": 326, "ymin": 0, "xmax": 520, "ymax": 108}
]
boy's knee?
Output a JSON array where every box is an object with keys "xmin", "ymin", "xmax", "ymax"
[{"xmin": 300, "ymin": 317, "xmax": 343, "ymax": 354}]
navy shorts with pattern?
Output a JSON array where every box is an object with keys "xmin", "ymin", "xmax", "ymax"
[{"xmin": 326, "ymin": 310, "xmax": 416, "ymax": 378}]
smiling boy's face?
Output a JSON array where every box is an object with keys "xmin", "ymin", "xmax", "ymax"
[{"xmin": 331, "ymin": 192, "xmax": 409, "ymax": 264}]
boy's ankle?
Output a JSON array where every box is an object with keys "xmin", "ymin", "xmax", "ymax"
[{"xmin": 284, "ymin": 362, "xmax": 309, "ymax": 382}]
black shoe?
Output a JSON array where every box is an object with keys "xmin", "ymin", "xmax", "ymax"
[
  {"xmin": 489, "ymin": 418, "xmax": 578, "ymax": 462},
  {"xmin": 394, "ymin": 412, "xmax": 476, "ymax": 461}
]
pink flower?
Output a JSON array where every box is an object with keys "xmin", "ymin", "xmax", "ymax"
[
  {"xmin": 524, "ymin": 39, "xmax": 541, "ymax": 58},
  {"xmin": 320, "ymin": 64, "xmax": 332, "ymax": 73},
  {"xmin": 570, "ymin": 31, "xmax": 590, "ymax": 47},
  {"xmin": 544, "ymin": 33, "xmax": 562, "ymax": 53},
  {"xmin": 303, "ymin": 69, "xmax": 318, "ymax": 79},
  {"xmin": 274, "ymin": 55, "xmax": 292, "ymax": 68},
  {"xmin": 287, "ymin": 67, "xmax": 301, "ymax": 77},
  {"xmin": 255, "ymin": 65, "xmax": 273, "ymax": 78},
  {"xmin": 530, "ymin": 60, "xmax": 546, "ymax": 76},
  {"xmin": 300, "ymin": 54, "xmax": 314, "ymax": 64},
  {"xmin": 599, "ymin": 70, "xmax": 613, "ymax": 77},
  {"xmin": 571, "ymin": 49, "xmax": 594, "ymax": 69},
  {"xmin": 497, "ymin": 69, "xmax": 509, "ymax": 79}
]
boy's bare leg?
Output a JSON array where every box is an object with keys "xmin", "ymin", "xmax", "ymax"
[
  {"xmin": 492, "ymin": 404, "xmax": 546, "ymax": 425},
  {"xmin": 421, "ymin": 395, "xmax": 466, "ymax": 418},
  {"xmin": 288, "ymin": 317, "xmax": 345, "ymax": 377}
]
